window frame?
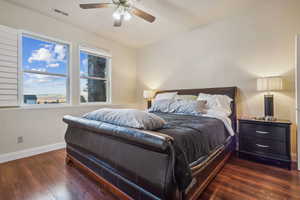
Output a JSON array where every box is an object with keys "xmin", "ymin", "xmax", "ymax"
[
  {"xmin": 78, "ymin": 45, "xmax": 112, "ymax": 105},
  {"xmin": 19, "ymin": 31, "xmax": 72, "ymax": 107}
]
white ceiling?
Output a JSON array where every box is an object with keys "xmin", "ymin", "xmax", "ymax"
[{"xmin": 5, "ymin": 0, "xmax": 259, "ymax": 48}]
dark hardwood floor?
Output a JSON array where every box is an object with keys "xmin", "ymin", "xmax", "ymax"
[{"xmin": 0, "ymin": 149, "xmax": 299, "ymax": 200}]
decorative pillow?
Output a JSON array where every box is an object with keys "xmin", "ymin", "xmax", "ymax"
[
  {"xmin": 175, "ymin": 95, "xmax": 198, "ymax": 101},
  {"xmin": 149, "ymin": 99, "xmax": 174, "ymax": 113},
  {"xmin": 155, "ymin": 92, "xmax": 177, "ymax": 100},
  {"xmin": 197, "ymin": 93, "xmax": 233, "ymax": 116},
  {"xmin": 169, "ymin": 100, "xmax": 207, "ymax": 115},
  {"xmin": 149, "ymin": 99, "xmax": 207, "ymax": 115},
  {"xmin": 83, "ymin": 108, "xmax": 166, "ymax": 130}
]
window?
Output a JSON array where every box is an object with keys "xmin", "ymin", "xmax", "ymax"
[
  {"xmin": 79, "ymin": 47, "xmax": 110, "ymax": 103},
  {"xmin": 21, "ymin": 34, "xmax": 70, "ymax": 105}
]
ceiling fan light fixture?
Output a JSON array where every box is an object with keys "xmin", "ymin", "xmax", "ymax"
[
  {"xmin": 112, "ymin": 10, "xmax": 121, "ymax": 20},
  {"xmin": 113, "ymin": 7, "xmax": 132, "ymax": 21},
  {"xmin": 124, "ymin": 11, "xmax": 132, "ymax": 21}
]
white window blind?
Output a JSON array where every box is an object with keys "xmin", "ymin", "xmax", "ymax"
[{"xmin": 0, "ymin": 25, "xmax": 19, "ymax": 107}]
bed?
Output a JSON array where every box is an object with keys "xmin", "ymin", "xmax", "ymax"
[{"xmin": 64, "ymin": 87, "xmax": 237, "ymax": 200}]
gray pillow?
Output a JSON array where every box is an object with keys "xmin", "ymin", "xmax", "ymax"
[
  {"xmin": 149, "ymin": 99, "xmax": 207, "ymax": 115},
  {"xmin": 83, "ymin": 108, "xmax": 166, "ymax": 130},
  {"xmin": 170, "ymin": 100, "xmax": 207, "ymax": 115},
  {"xmin": 149, "ymin": 99, "xmax": 174, "ymax": 113}
]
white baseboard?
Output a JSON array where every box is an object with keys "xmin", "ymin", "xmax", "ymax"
[{"xmin": 0, "ymin": 142, "xmax": 66, "ymax": 164}]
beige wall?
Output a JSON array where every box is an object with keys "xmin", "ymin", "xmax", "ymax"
[
  {"xmin": 0, "ymin": 1, "xmax": 137, "ymax": 155},
  {"xmin": 137, "ymin": 0, "xmax": 300, "ymax": 156}
]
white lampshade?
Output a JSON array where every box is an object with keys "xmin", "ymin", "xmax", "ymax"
[
  {"xmin": 257, "ymin": 76, "xmax": 283, "ymax": 91},
  {"xmin": 143, "ymin": 90, "xmax": 155, "ymax": 99}
]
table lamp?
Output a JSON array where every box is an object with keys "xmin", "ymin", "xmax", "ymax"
[
  {"xmin": 143, "ymin": 90, "xmax": 155, "ymax": 109},
  {"xmin": 257, "ymin": 76, "xmax": 283, "ymax": 121}
]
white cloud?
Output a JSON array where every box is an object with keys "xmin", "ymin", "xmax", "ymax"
[
  {"xmin": 47, "ymin": 63, "xmax": 60, "ymax": 68},
  {"xmin": 24, "ymin": 73, "xmax": 62, "ymax": 84},
  {"xmin": 42, "ymin": 44, "xmax": 53, "ymax": 48},
  {"xmin": 54, "ymin": 44, "xmax": 66, "ymax": 61},
  {"xmin": 26, "ymin": 73, "xmax": 47, "ymax": 80},
  {"xmin": 28, "ymin": 48, "xmax": 52, "ymax": 63},
  {"xmin": 28, "ymin": 44, "xmax": 67, "ymax": 65},
  {"xmin": 31, "ymin": 68, "xmax": 46, "ymax": 72},
  {"xmin": 82, "ymin": 58, "xmax": 88, "ymax": 67},
  {"xmin": 24, "ymin": 73, "xmax": 66, "ymax": 95}
]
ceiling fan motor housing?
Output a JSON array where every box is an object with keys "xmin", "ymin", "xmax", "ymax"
[{"xmin": 113, "ymin": 0, "xmax": 134, "ymax": 8}]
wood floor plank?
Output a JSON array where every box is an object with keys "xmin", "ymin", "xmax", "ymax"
[
  {"xmin": 0, "ymin": 149, "xmax": 299, "ymax": 200},
  {"xmin": 200, "ymin": 157, "xmax": 300, "ymax": 200},
  {"xmin": 220, "ymin": 168, "xmax": 300, "ymax": 198}
]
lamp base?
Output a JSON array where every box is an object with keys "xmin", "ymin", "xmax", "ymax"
[
  {"xmin": 147, "ymin": 100, "xmax": 152, "ymax": 109},
  {"xmin": 264, "ymin": 94, "xmax": 274, "ymax": 118}
]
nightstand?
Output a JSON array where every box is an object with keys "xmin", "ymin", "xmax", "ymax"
[{"xmin": 238, "ymin": 118, "xmax": 291, "ymax": 170}]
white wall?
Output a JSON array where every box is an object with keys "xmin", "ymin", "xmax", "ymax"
[
  {"xmin": 137, "ymin": 0, "xmax": 300, "ymax": 155},
  {"xmin": 0, "ymin": 0, "xmax": 137, "ymax": 155}
]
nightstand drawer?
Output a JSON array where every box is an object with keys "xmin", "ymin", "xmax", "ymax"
[
  {"xmin": 240, "ymin": 137, "xmax": 287, "ymax": 157},
  {"xmin": 239, "ymin": 123, "xmax": 286, "ymax": 142}
]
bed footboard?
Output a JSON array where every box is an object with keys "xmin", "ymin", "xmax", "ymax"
[
  {"xmin": 66, "ymin": 144, "xmax": 179, "ymax": 200},
  {"xmin": 63, "ymin": 115, "xmax": 180, "ymax": 200}
]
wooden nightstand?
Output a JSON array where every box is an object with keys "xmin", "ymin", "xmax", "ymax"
[{"xmin": 238, "ymin": 118, "xmax": 291, "ymax": 169}]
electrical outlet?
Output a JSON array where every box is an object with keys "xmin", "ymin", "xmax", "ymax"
[{"xmin": 17, "ymin": 136, "xmax": 23, "ymax": 144}]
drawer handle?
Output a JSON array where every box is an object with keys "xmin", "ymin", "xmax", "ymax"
[
  {"xmin": 256, "ymin": 144, "xmax": 269, "ymax": 148},
  {"xmin": 256, "ymin": 131, "xmax": 270, "ymax": 135}
]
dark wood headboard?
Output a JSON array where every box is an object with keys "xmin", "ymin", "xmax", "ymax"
[{"xmin": 156, "ymin": 87, "xmax": 237, "ymax": 132}]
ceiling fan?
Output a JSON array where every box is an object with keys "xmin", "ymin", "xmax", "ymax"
[{"xmin": 80, "ymin": 0, "xmax": 156, "ymax": 27}]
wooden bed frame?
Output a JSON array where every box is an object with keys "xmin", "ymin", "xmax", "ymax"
[{"xmin": 65, "ymin": 87, "xmax": 237, "ymax": 200}]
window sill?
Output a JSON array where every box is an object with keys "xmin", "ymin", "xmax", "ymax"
[{"xmin": 0, "ymin": 103, "xmax": 137, "ymax": 111}]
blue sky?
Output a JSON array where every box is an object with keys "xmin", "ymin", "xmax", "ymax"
[
  {"xmin": 22, "ymin": 36, "xmax": 74, "ymax": 96},
  {"xmin": 22, "ymin": 36, "xmax": 68, "ymax": 74}
]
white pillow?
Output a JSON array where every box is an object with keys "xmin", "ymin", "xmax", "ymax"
[
  {"xmin": 197, "ymin": 93, "xmax": 233, "ymax": 116},
  {"xmin": 155, "ymin": 92, "xmax": 177, "ymax": 100}
]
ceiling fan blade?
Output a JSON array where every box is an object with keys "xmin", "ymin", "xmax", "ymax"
[
  {"xmin": 80, "ymin": 3, "xmax": 112, "ymax": 9},
  {"xmin": 113, "ymin": 15, "xmax": 124, "ymax": 27},
  {"xmin": 131, "ymin": 7, "xmax": 156, "ymax": 23}
]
